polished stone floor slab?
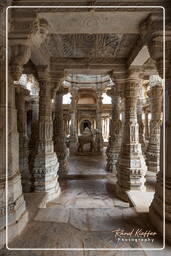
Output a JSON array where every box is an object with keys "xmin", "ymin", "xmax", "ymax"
[{"xmin": 1, "ymin": 154, "xmax": 169, "ymax": 254}]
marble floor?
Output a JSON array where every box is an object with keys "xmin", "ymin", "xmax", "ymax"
[{"xmin": 1, "ymin": 153, "xmax": 170, "ymax": 256}]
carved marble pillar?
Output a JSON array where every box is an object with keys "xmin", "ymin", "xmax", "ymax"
[
  {"xmin": 32, "ymin": 66, "xmax": 60, "ymax": 201},
  {"xmin": 144, "ymin": 108, "xmax": 149, "ymax": 140},
  {"xmin": 137, "ymin": 100, "xmax": 146, "ymax": 154},
  {"xmin": 96, "ymin": 92, "xmax": 104, "ymax": 153},
  {"xmin": 69, "ymin": 89, "xmax": 78, "ymax": 153},
  {"xmin": 0, "ymin": 44, "xmax": 31, "ymax": 247},
  {"xmin": 140, "ymin": 14, "xmax": 171, "ymax": 243},
  {"xmin": 146, "ymin": 78, "xmax": 163, "ymax": 173},
  {"xmin": 116, "ymin": 67, "xmax": 147, "ymax": 201},
  {"xmin": 28, "ymin": 97, "xmax": 39, "ymax": 185},
  {"xmin": 15, "ymin": 85, "xmax": 31, "ymax": 192},
  {"xmin": 54, "ymin": 86, "xmax": 69, "ymax": 177},
  {"xmin": 106, "ymin": 86, "xmax": 122, "ymax": 173}
]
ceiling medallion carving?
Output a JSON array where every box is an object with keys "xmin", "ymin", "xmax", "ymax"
[{"xmin": 62, "ymin": 34, "xmax": 123, "ymax": 58}]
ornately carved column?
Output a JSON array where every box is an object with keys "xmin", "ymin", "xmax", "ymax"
[
  {"xmin": 140, "ymin": 13, "xmax": 171, "ymax": 243},
  {"xmin": 32, "ymin": 66, "xmax": 60, "ymax": 201},
  {"xmin": 116, "ymin": 67, "xmax": 147, "ymax": 201},
  {"xmin": 28, "ymin": 97, "xmax": 39, "ymax": 185},
  {"xmin": 96, "ymin": 91, "xmax": 104, "ymax": 153},
  {"xmin": 146, "ymin": 77, "xmax": 163, "ymax": 173},
  {"xmin": 69, "ymin": 88, "xmax": 78, "ymax": 153},
  {"xmin": 54, "ymin": 86, "xmax": 69, "ymax": 177},
  {"xmin": 15, "ymin": 85, "xmax": 31, "ymax": 192},
  {"xmin": 106, "ymin": 86, "xmax": 122, "ymax": 173},
  {"xmin": 137, "ymin": 100, "xmax": 146, "ymax": 154},
  {"xmin": 0, "ymin": 44, "xmax": 31, "ymax": 247},
  {"xmin": 144, "ymin": 107, "xmax": 149, "ymax": 140}
]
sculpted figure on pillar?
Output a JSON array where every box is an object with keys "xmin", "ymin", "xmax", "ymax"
[
  {"xmin": 32, "ymin": 66, "xmax": 60, "ymax": 201},
  {"xmin": 106, "ymin": 85, "xmax": 122, "ymax": 173},
  {"xmin": 116, "ymin": 67, "xmax": 147, "ymax": 201},
  {"xmin": 54, "ymin": 84, "xmax": 69, "ymax": 177}
]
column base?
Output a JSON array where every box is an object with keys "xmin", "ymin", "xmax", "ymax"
[
  {"xmin": 116, "ymin": 183, "xmax": 146, "ymax": 202},
  {"xmin": 146, "ymin": 158, "xmax": 160, "ymax": 173},
  {"xmin": 32, "ymin": 152, "xmax": 61, "ymax": 202},
  {"xmin": 106, "ymin": 151, "xmax": 119, "ymax": 174},
  {"xmin": 58, "ymin": 159, "xmax": 69, "ymax": 177},
  {"xmin": 0, "ymin": 173, "xmax": 28, "ymax": 248}
]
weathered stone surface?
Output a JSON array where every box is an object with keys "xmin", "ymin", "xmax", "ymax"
[{"xmin": 34, "ymin": 208, "xmax": 70, "ymax": 223}]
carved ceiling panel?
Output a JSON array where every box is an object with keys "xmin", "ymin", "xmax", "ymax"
[{"xmin": 43, "ymin": 33, "xmax": 138, "ymax": 59}]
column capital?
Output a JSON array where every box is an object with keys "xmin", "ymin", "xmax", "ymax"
[
  {"xmin": 9, "ymin": 15, "xmax": 49, "ymax": 49},
  {"xmin": 110, "ymin": 69, "xmax": 126, "ymax": 97},
  {"xmin": 140, "ymin": 13, "xmax": 171, "ymax": 77},
  {"xmin": 147, "ymin": 83, "xmax": 163, "ymax": 99},
  {"xmin": 36, "ymin": 65, "xmax": 50, "ymax": 81},
  {"xmin": 15, "ymin": 84, "xmax": 30, "ymax": 98},
  {"xmin": 106, "ymin": 86, "xmax": 120, "ymax": 99},
  {"xmin": 9, "ymin": 45, "xmax": 31, "ymax": 81},
  {"xmin": 57, "ymin": 86, "xmax": 69, "ymax": 96}
]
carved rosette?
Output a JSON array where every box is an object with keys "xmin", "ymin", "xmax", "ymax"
[
  {"xmin": 32, "ymin": 67, "xmax": 60, "ymax": 201},
  {"xmin": 106, "ymin": 87, "xmax": 122, "ymax": 173},
  {"xmin": 146, "ymin": 83, "xmax": 163, "ymax": 172},
  {"xmin": 116, "ymin": 68, "xmax": 147, "ymax": 201},
  {"xmin": 54, "ymin": 86, "xmax": 69, "ymax": 176}
]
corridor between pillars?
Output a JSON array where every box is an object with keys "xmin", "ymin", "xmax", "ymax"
[
  {"xmin": 116, "ymin": 67, "xmax": 147, "ymax": 201},
  {"xmin": 32, "ymin": 66, "xmax": 60, "ymax": 201}
]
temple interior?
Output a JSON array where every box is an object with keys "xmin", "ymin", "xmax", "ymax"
[{"xmin": 0, "ymin": 0, "xmax": 171, "ymax": 255}]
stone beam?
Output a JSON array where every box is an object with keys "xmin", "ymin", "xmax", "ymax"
[
  {"xmin": 50, "ymin": 57, "xmax": 126, "ymax": 73},
  {"xmin": 129, "ymin": 45, "xmax": 150, "ymax": 67},
  {"xmin": 37, "ymin": 11, "xmax": 152, "ymax": 34}
]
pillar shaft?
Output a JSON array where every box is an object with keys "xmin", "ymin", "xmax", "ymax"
[
  {"xmin": 32, "ymin": 67, "xmax": 60, "ymax": 201},
  {"xmin": 15, "ymin": 85, "xmax": 30, "ymax": 192},
  {"xmin": 146, "ymin": 82, "xmax": 163, "ymax": 172},
  {"xmin": 0, "ymin": 43, "xmax": 30, "ymax": 247},
  {"xmin": 137, "ymin": 100, "xmax": 145, "ymax": 154},
  {"xmin": 106, "ymin": 86, "xmax": 122, "ymax": 173},
  {"xmin": 54, "ymin": 87, "xmax": 69, "ymax": 176},
  {"xmin": 140, "ymin": 14, "xmax": 171, "ymax": 243},
  {"xmin": 116, "ymin": 68, "xmax": 147, "ymax": 201},
  {"xmin": 96, "ymin": 92, "xmax": 103, "ymax": 153},
  {"xmin": 69, "ymin": 90, "xmax": 78, "ymax": 153},
  {"xmin": 29, "ymin": 98, "xmax": 39, "ymax": 187},
  {"xmin": 144, "ymin": 109, "xmax": 149, "ymax": 140}
]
